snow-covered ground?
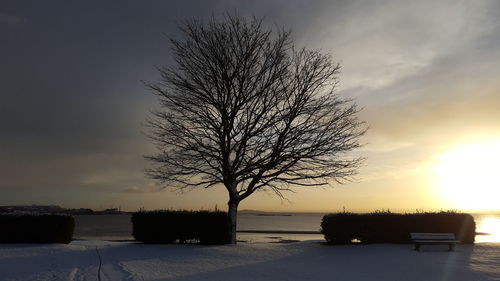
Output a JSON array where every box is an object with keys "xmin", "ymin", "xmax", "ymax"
[{"xmin": 1, "ymin": 240, "xmax": 499, "ymax": 281}]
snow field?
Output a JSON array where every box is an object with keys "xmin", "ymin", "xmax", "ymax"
[{"xmin": 0, "ymin": 240, "xmax": 499, "ymax": 281}]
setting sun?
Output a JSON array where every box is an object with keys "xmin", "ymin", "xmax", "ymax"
[{"xmin": 435, "ymin": 138, "xmax": 500, "ymax": 211}]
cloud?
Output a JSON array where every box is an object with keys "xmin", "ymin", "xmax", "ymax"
[
  {"xmin": 294, "ymin": 0, "xmax": 500, "ymax": 93},
  {"xmin": 123, "ymin": 183, "xmax": 163, "ymax": 193},
  {"xmin": 0, "ymin": 13, "xmax": 25, "ymax": 25}
]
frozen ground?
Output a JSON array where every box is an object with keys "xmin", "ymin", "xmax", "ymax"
[{"xmin": 0, "ymin": 240, "xmax": 499, "ymax": 281}]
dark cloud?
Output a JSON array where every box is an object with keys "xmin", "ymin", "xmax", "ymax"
[
  {"xmin": 0, "ymin": 1, "xmax": 344, "ymax": 193},
  {"xmin": 0, "ymin": 13, "xmax": 25, "ymax": 25}
]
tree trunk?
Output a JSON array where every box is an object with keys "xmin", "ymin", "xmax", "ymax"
[{"xmin": 228, "ymin": 200, "xmax": 239, "ymax": 244}]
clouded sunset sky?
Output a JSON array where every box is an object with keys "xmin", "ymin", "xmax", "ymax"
[{"xmin": 1, "ymin": 0, "xmax": 499, "ymax": 212}]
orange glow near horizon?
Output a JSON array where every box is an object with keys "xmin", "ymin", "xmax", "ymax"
[{"xmin": 434, "ymin": 138, "xmax": 500, "ymax": 211}]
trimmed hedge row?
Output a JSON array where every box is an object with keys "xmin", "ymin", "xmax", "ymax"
[
  {"xmin": 132, "ymin": 210, "xmax": 230, "ymax": 244},
  {"xmin": 321, "ymin": 212, "xmax": 475, "ymax": 245},
  {"xmin": 0, "ymin": 214, "xmax": 75, "ymax": 244}
]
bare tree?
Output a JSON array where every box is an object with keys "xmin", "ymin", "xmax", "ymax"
[{"xmin": 146, "ymin": 15, "xmax": 366, "ymax": 244}]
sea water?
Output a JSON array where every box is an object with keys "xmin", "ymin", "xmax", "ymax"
[
  {"xmin": 73, "ymin": 212, "xmax": 325, "ymax": 242},
  {"xmin": 73, "ymin": 212, "xmax": 500, "ymax": 243}
]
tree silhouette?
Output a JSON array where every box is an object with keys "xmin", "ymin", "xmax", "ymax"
[{"xmin": 146, "ymin": 15, "xmax": 366, "ymax": 243}]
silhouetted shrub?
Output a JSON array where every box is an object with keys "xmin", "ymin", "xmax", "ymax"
[
  {"xmin": 132, "ymin": 210, "xmax": 230, "ymax": 244},
  {"xmin": 0, "ymin": 214, "xmax": 75, "ymax": 243},
  {"xmin": 321, "ymin": 211, "xmax": 475, "ymax": 245}
]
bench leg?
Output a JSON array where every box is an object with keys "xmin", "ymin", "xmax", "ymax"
[
  {"xmin": 415, "ymin": 243, "xmax": 420, "ymax": 251},
  {"xmin": 448, "ymin": 244, "xmax": 455, "ymax": 252}
]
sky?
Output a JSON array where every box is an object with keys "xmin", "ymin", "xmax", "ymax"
[{"xmin": 1, "ymin": 0, "xmax": 499, "ymax": 212}]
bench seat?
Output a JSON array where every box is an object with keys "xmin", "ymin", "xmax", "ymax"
[
  {"xmin": 410, "ymin": 233, "xmax": 459, "ymax": 251},
  {"xmin": 413, "ymin": 239, "xmax": 459, "ymax": 243}
]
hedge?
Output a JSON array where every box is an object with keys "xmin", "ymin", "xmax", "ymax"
[
  {"xmin": 132, "ymin": 210, "xmax": 230, "ymax": 244},
  {"xmin": 0, "ymin": 214, "xmax": 75, "ymax": 244},
  {"xmin": 321, "ymin": 211, "xmax": 475, "ymax": 245}
]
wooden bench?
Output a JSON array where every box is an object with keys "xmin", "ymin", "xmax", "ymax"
[{"xmin": 410, "ymin": 233, "xmax": 459, "ymax": 251}]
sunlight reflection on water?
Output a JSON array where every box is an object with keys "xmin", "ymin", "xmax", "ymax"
[{"xmin": 475, "ymin": 216, "xmax": 500, "ymax": 243}]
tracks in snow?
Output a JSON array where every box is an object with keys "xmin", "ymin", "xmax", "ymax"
[
  {"xmin": 39, "ymin": 244, "xmax": 137, "ymax": 281},
  {"xmin": 94, "ymin": 246, "xmax": 138, "ymax": 281}
]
